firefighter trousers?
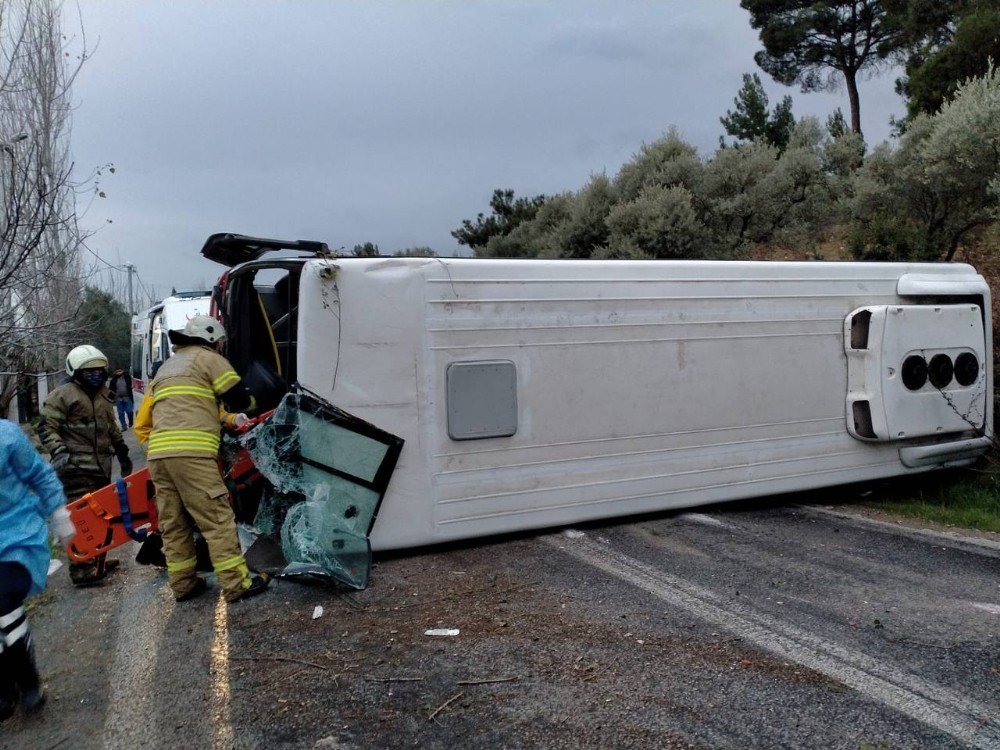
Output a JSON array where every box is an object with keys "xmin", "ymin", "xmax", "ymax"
[{"xmin": 147, "ymin": 456, "xmax": 251, "ymax": 601}]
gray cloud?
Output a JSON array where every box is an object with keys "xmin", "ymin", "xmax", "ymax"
[{"xmin": 70, "ymin": 1, "xmax": 905, "ymax": 296}]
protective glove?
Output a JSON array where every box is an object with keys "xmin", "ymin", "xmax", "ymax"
[
  {"xmin": 222, "ymin": 412, "xmax": 250, "ymax": 432},
  {"xmin": 50, "ymin": 449, "xmax": 70, "ymax": 472},
  {"xmin": 114, "ymin": 442, "xmax": 133, "ymax": 477},
  {"xmin": 49, "ymin": 506, "xmax": 76, "ymax": 545}
]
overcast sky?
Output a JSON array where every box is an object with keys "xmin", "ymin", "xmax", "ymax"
[{"xmin": 70, "ymin": 1, "xmax": 904, "ymax": 300}]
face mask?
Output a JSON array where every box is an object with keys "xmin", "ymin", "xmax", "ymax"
[{"xmin": 80, "ymin": 370, "xmax": 106, "ymax": 388}]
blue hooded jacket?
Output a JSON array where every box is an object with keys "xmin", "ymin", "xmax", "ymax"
[{"xmin": 0, "ymin": 419, "xmax": 68, "ymax": 595}]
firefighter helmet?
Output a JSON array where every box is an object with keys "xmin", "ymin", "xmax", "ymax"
[
  {"xmin": 170, "ymin": 314, "xmax": 227, "ymax": 346},
  {"xmin": 65, "ymin": 345, "xmax": 109, "ymax": 376}
]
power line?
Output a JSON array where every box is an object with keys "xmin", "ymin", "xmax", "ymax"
[
  {"xmin": 133, "ymin": 270, "xmax": 153, "ymax": 301},
  {"xmin": 81, "ymin": 241, "xmax": 128, "ymax": 272},
  {"xmin": 79, "ymin": 240, "xmax": 162, "ymax": 310}
]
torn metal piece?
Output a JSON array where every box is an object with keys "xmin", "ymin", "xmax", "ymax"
[{"xmin": 239, "ymin": 525, "xmax": 288, "ymax": 575}]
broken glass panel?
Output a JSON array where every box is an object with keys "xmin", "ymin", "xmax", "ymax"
[{"xmin": 231, "ymin": 387, "xmax": 404, "ymax": 589}]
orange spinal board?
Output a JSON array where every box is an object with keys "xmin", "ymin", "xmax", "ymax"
[{"xmin": 65, "ymin": 468, "xmax": 159, "ymax": 563}]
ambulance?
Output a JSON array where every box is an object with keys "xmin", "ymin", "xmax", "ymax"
[{"xmin": 130, "ymin": 291, "xmax": 210, "ymax": 406}]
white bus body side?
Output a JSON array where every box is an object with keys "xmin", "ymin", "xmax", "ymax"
[{"xmin": 291, "ymin": 258, "xmax": 992, "ymax": 552}]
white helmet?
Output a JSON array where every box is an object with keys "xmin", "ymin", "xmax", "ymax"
[
  {"xmin": 170, "ymin": 314, "xmax": 226, "ymax": 345},
  {"xmin": 66, "ymin": 345, "xmax": 109, "ymax": 376}
]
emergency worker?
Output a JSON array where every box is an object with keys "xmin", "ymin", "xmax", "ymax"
[
  {"xmin": 138, "ymin": 315, "xmax": 267, "ymax": 603},
  {"xmin": 39, "ymin": 345, "xmax": 132, "ymax": 586},
  {"xmin": 0, "ymin": 419, "xmax": 75, "ymax": 719},
  {"xmin": 109, "ymin": 368, "xmax": 134, "ymax": 430}
]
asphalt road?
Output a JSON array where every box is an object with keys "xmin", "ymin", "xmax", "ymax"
[{"xmin": 2, "ymin": 435, "xmax": 998, "ymax": 749}]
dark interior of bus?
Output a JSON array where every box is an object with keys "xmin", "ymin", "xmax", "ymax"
[{"xmin": 221, "ymin": 262, "xmax": 302, "ymax": 413}]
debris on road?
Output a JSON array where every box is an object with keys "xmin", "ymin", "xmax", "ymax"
[
  {"xmin": 428, "ymin": 692, "xmax": 464, "ymax": 721},
  {"xmin": 456, "ymin": 676, "xmax": 518, "ymax": 686},
  {"xmin": 230, "ymin": 655, "xmax": 329, "ymax": 671},
  {"xmin": 312, "ymin": 605, "xmax": 324, "ymax": 620},
  {"xmin": 424, "ymin": 628, "xmax": 460, "ymax": 637}
]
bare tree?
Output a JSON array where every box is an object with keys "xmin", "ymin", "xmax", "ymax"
[{"xmin": 0, "ymin": 0, "xmax": 91, "ymax": 413}]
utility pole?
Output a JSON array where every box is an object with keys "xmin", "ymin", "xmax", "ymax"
[{"xmin": 124, "ymin": 262, "xmax": 135, "ymax": 315}]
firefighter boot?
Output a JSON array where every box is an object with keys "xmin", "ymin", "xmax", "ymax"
[
  {"xmin": 175, "ymin": 576, "xmax": 208, "ymax": 602},
  {"xmin": 100, "ymin": 557, "xmax": 121, "ymax": 575},
  {"xmin": 135, "ymin": 532, "xmax": 167, "ymax": 567},
  {"xmin": 229, "ymin": 574, "xmax": 269, "ymax": 603},
  {"xmin": 69, "ymin": 560, "xmax": 105, "ymax": 587}
]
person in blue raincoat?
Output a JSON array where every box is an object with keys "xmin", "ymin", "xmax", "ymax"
[{"xmin": 0, "ymin": 419, "xmax": 76, "ymax": 721}]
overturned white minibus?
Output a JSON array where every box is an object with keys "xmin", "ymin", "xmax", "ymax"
[{"xmin": 203, "ymin": 234, "xmax": 993, "ymax": 558}]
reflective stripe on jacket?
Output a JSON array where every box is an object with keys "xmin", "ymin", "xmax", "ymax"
[{"xmin": 147, "ymin": 345, "xmax": 242, "ymax": 459}]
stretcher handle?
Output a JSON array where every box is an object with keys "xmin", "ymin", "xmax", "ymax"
[
  {"xmin": 115, "ymin": 478, "xmax": 148, "ymax": 543},
  {"xmin": 65, "ymin": 492, "xmax": 113, "ymax": 562}
]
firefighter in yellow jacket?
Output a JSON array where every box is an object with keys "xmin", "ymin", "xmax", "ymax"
[{"xmin": 136, "ymin": 315, "xmax": 267, "ymax": 603}]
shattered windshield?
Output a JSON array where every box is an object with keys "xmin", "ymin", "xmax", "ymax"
[{"xmin": 225, "ymin": 388, "xmax": 404, "ymax": 589}]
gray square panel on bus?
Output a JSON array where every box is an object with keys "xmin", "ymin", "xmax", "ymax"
[{"xmin": 446, "ymin": 360, "xmax": 518, "ymax": 440}]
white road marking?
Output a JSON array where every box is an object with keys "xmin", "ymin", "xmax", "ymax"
[
  {"xmin": 210, "ymin": 594, "xmax": 235, "ymax": 750},
  {"xmin": 970, "ymin": 602, "xmax": 1000, "ymax": 616},
  {"xmin": 675, "ymin": 512, "xmax": 735, "ymax": 530},
  {"xmin": 547, "ymin": 534, "xmax": 1000, "ymax": 750},
  {"xmin": 101, "ymin": 576, "xmax": 172, "ymax": 750}
]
